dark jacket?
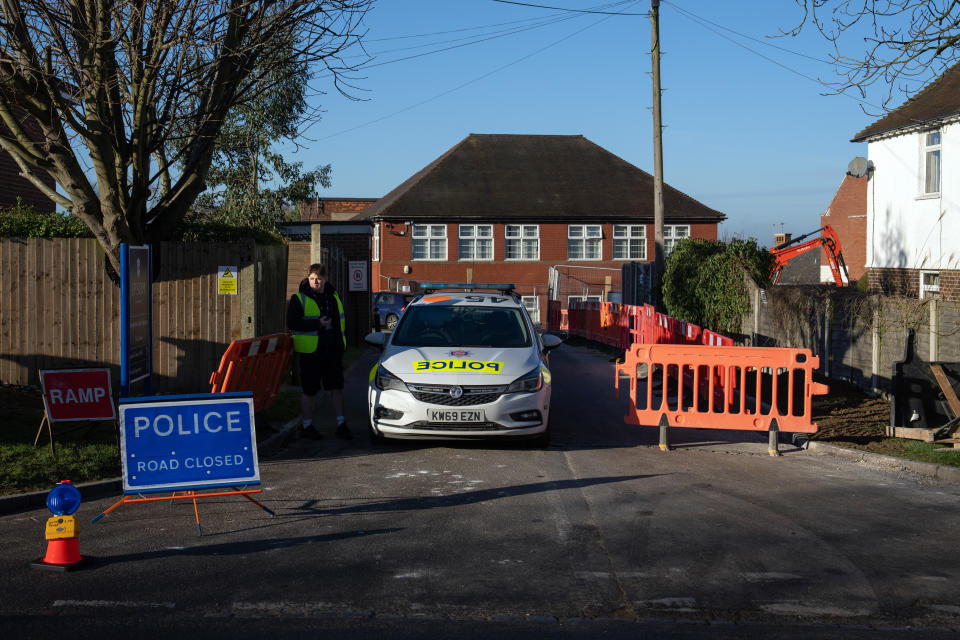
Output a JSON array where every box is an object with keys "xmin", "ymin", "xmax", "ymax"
[{"xmin": 287, "ymin": 278, "xmax": 344, "ymax": 355}]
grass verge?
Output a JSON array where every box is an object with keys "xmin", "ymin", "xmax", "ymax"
[{"xmin": 0, "ymin": 345, "xmax": 369, "ymax": 496}]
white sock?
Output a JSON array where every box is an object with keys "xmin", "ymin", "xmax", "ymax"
[{"xmin": 336, "ymin": 416, "xmax": 345, "ymax": 425}]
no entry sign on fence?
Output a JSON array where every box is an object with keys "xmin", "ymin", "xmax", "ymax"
[{"xmin": 118, "ymin": 392, "xmax": 259, "ymax": 493}]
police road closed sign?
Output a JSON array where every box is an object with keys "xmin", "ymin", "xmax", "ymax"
[
  {"xmin": 40, "ymin": 369, "xmax": 116, "ymax": 422},
  {"xmin": 119, "ymin": 393, "xmax": 259, "ymax": 493}
]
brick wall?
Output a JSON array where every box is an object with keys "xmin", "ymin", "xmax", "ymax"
[
  {"xmin": 372, "ymin": 220, "xmax": 719, "ymax": 321},
  {"xmin": 0, "ymin": 149, "xmax": 55, "ymax": 213},
  {"xmin": 821, "ymin": 174, "xmax": 867, "ymax": 281},
  {"xmin": 868, "ymin": 267, "xmax": 960, "ymax": 301},
  {"xmin": 299, "ymin": 198, "xmax": 377, "ymax": 222}
]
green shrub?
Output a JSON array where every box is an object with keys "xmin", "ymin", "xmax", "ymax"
[
  {"xmin": 0, "ymin": 443, "xmax": 120, "ymax": 495},
  {"xmin": 0, "ymin": 199, "xmax": 91, "ymax": 238},
  {"xmin": 662, "ymin": 237, "xmax": 775, "ymax": 334}
]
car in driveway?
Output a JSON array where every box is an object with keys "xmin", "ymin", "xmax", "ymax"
[
  {"xmin": 373, "ymin": 291, "xmax": 413, "ymax": 330},
  {"xmin": 364, "ymin": 283, "xmax": 563, "ymax": 445}
]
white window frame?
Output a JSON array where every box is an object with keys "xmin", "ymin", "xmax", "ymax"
[
  {"xmin": 613, "ymin": 224, "xmax": 646, "ymax": 260},
  {"xmin": 567, "ymin": 294, "xmax": 602, "ymax": 305},
  {"xmin": 664, "ymin": 225, "xmax": 690, "ymax": 257},
  {"xmin": 373, "ymin": 223, "xmax": 380, "ymax": 262},
  {"xmin": 458, "ymin": 224, "xmax": 493, "ymax": 261},
  {"xmin": 921, "ymin": 130, "xmax": 941, "ymax": 196},
  {"xmin": 411, "ymin": 224, "xmax": 447, "ymax": 261},
  {"xmin": 505, "ymin": 224, "xmax": 539, "ymax": 260},
  {"xmin": 920, "ymin": 270, "xmax": 941, "ymax": 299},
  {"xmin": 521, "ymin": 295, "xmax": 540, "ymax": 324},
  {"xmin": 567, "ymin": 224, "xmax": 602, "ymax": 260}
]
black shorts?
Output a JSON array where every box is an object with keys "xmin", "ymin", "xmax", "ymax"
[{"xmin": 299, "ymin": 351, "xmax": 344, "ymax": 396}]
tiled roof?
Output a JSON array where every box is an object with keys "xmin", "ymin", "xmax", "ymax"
[
  {"xmin": 357, "ymin": 134, "xmax": 725, "ymax": 222},
  {"xmin": 852, "ymin": 61, "xmax": 960, "ymax": 141}
]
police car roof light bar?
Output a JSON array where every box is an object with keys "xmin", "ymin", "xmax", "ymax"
[{"xmin": 419, "ymin": 282, "xmax": 516, "ymax": 294}]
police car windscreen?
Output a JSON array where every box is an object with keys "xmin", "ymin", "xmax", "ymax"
[{"xmin": 393, "ymin": 305, "xmax": 532, "ymax": 348}]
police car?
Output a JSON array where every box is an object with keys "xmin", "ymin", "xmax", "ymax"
[{"xmin": 364, "ymin": 283, "xmax": 563, "ymax": 445}]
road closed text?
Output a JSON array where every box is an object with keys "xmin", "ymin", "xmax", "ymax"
[
  {"xmin": 135, "ymin": 454, "xmax": 247, "ymax": 473},
  {"xmin": 132, "ymin": 410, "xmax": 244, "ymax": 438}
]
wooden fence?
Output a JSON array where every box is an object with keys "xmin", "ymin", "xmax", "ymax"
[
  {"xmin": 742, "ymin": 281, "xmax": 960, "ymax": 394},
  {"xmin": 0, "ymin": 238, "xmax": 287, "ymax": 393}
]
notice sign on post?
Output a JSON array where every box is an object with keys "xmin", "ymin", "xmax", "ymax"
[
  {"xmin": 125, "ymin": 244, "xmax": 152, "ymax": 386},
  {"xmin": 119, "ymin": 393, "xmax": 259, "ymax": 493},
  {"xmin": 40, "ymin": 369, "xmax": 116, "ymax": 422},
  {"xmin": 348, "ymin": 260, "xmax": 367, "ymax": 292},
  {"xmin": 218, "ymin": 266, "xmax": 238, "ymax": 295}
]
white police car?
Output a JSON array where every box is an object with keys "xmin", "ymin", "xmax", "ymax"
[{"xmin": 364, "ymin": 283, "xmax": 563, "ymax": 445}]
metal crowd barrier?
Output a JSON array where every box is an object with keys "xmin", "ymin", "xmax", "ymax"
[
  {"xmin": 615, "ymin": 343, "xmax": 829, "ymax": 455},
  {"xmin": 210, "ymin": 333, "xmax": 293, "ymax": 413}
]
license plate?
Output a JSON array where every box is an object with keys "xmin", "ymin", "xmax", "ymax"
[{"xmin": 426, "ymin": 408, "xmax": 485, "ymax": 422}]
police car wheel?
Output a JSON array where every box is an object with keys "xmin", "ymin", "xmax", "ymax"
[{"xmin": 385, "ymin": 314, "xmax": 398, "ymax": 330}]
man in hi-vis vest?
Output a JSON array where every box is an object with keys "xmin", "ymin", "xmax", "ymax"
[{"xmin": 287, "ymin": 263, "xmax": 352, "ymax": 440}]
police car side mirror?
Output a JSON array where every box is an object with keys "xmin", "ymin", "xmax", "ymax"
[
  {"xmin": 541, "ymin": 333, "xmax": 563, "ymax": 352},
  {"xmin": 365, "ymin": 332, "xmax": 387, "ymax": 349}
]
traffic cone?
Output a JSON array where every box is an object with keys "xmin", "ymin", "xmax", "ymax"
[
  {"xmin": 42, "ymin": 533, "xmax": 82, "ymax": 566},
  {"xmin": 32, "ymin": 515, "xmax": 87, "ymax": 571}
]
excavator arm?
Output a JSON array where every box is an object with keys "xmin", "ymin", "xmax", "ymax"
[{"xmin": 770, "ymin": 225, "xmax": 850, "ymax": 286}]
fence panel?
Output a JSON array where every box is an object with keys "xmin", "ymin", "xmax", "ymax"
[{"xmin": 0, "ymin": 238, "xmax": 286, "ymax": 394}]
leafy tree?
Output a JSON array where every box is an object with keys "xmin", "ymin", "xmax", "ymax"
[
  {"xmin": 0, "ymin": 1, "xmax": 371, "ymax": 273},
  {"xmin": 787, "ymin": 1, "xmax": 960, "ymax": 107},
  {"xmin": 193, "ymin": 45, "xmax": 331, "ymax": 231},
  {"xmin": 663, "ymin": 238, "xmax": 776, "ymax": 334}
]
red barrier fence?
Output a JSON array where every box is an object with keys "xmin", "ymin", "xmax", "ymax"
[
  {"xmin": 615, "ymin": 343, "xmax": 829, "ymax": 453},
  {"xmin": 210, "ymin": 333, "xmax": 293, "ymax": 413},
  {"xmin": 563, "ymin": 301, "xmax": 733, "ymax": 350}
]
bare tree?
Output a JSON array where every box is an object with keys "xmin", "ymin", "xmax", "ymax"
[
  {"xmin": 787, "ymin": 1, "xmax": 960, "ymax": 108},
  {"xmin": 0, "ymin": 0, "xmax": 372, "ymax": 273}
]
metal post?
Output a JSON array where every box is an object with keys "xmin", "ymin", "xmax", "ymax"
[
  {"xmin": 658, "ymin": 413, "xmax": 670, "ymax": 451},
  {"xmin": 768, "ymin": 419, "xmax": 780, "ymax": 457}
]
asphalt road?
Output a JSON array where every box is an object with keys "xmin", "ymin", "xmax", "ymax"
[{"xmin": 2, "ymin": 342, "xmax": 959, "ymax": 638}]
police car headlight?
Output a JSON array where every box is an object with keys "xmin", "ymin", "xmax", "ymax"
[
  {"xmin": 375, "ymin": 366, "xmax": 409, "ymax": 392},
  {"xmin": 507, "ymin": 367, "xmax": 542, "ymax": 393}
]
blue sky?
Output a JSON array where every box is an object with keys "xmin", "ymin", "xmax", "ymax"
[{"xmin": 292, "ymin": 0, "xmax": 921, "ymax": 245}]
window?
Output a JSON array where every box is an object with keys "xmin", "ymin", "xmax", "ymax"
[
  {"xmin": 412, "ymin": 224, "xmax": 447, "ymax": 260},
  {"xmin": 613, "ymin": 225, "xmax": 646, "ymax": 260},
  {"xmin": 664, "ymin": 225, "xmax": 690, "ymax": 256},
  {"xmin": 505, "ymin": 224, "xmax": 539, "ymax": 260},
  {"xmin": 373, "ymin": 224, "xmax": 380, "ymax": 262},
  {"xmin": 568, "ymin": 225, "xmax": 602, "ymax": 260},
  {"xmin": 923, "ymin": 131, "xmax": 941, "ymax": 195},
  {"xmin": 521, "ymin": 295, "xmax": 539, "ymax": 324},
  {"xmin": 921, "ymin": 271, "xmax": 941, "ymax": 299},
  {"xmin": 459, "ymin": 224, "xmax": 493, "ymax": 260},
  {"xmin": 567, "ymin": 295, "xmax": 601, "ymax": 305}
]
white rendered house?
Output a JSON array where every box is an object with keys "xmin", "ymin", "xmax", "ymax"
[{"xmin": 852, "ymin": 62, "xmax": 960, "ymax": 301}]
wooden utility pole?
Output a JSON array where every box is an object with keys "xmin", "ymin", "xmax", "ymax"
[{"xmin": 650, "ymin": 0, "xmax": 665, "ymax": 306}]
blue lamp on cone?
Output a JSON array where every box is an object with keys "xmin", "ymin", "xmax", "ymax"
[{"xmin": 31, "ymin": 480, "xmax": 87, "ymax": 571}]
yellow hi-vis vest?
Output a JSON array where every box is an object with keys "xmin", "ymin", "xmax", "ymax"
[{"xmin": 292, "ymin": 292, "xmax": 347, "ymax": 353}]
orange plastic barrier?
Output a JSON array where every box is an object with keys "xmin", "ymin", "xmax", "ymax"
[
  {"xmin": 209, "ymin": 333, "xmax": 293, "ymax": 413},
  {"xmin": 615, "ymin": 343, "xmax": 829, "ymax": 446}
]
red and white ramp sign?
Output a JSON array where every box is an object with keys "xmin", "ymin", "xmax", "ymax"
[{"xmin": 40, "ymin": 369, "xmax": 117, "ymax": 422}]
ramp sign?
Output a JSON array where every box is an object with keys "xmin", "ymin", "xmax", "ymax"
[{"xmin": 119, "ymin": 393, "xmax": 259, "ymax": 493}]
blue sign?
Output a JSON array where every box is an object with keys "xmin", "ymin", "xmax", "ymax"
[{"xmin": 119, "ymin": 393, "xmax": 259, "ymax": 493}]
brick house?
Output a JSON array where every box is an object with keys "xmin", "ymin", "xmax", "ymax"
[
  {"xmin": 355, "ymin": 134, "xmax": 726, "ymax": 324},
  {"xmin": 853, "ymin": 61, "xmax": 960, "ymax": 301},
  {"xmin": 0, "ymin": 114, "xmax": 56, "ymax": 212},
  {"xmin": 820, "ymin": 161, "xmax": 869, "ymax": 283}
]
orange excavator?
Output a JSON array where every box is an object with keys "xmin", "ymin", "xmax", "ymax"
[{"xmin": 770, "ymin": 224, "xmax": 851, "ymax": 286}]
